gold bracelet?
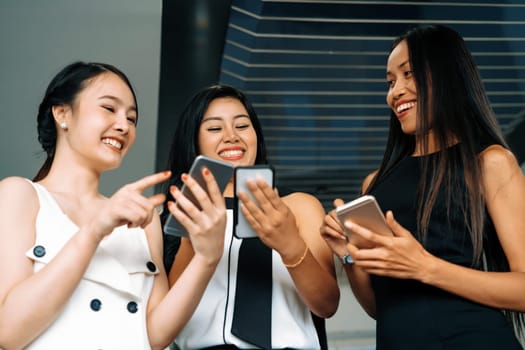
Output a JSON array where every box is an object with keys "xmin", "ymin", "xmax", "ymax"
[{"xmin": 284, "ymin": 244, "xmax": 309, "ymax": 268}]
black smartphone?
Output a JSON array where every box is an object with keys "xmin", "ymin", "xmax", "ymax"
[
  {"xmin": 335, "ymin": 195, "xmax": 392, "ymax": 248},
  {"xmin": 234, "ymin": 165, "xmax": 274, "ymax": 239},
  {"xmin": 163, "ymin": 155, "xmax": 234, "ymax": 237}
]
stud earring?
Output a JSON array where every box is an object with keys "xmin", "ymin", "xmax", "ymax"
[{"xmin": 60, "ymin": 122, "xmax": 68, "ymax": 130}]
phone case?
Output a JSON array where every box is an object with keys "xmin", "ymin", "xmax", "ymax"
[
  {"xmin": 234, "ymin": 165, "xmax": 274, "ymax": 239},
  {"xmin": 335, "ymin": 195, "xmax": 392, "ymax": 248},
  {"xmin": 163, "ymin": 155, "xmax": 234, "ymax": 237}
]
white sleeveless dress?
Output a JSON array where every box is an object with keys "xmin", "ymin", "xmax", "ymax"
[{"xmin": 25, "ymin": 181, "xmax": 158, "ymax": 349}]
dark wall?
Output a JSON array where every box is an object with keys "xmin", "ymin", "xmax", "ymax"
[{"xmin": 156, "ymin": 0, "xmax": 232, "ymax": 173}]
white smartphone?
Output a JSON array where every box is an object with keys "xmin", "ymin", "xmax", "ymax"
[
  {"xmin": 335, "ymin": 195, "xmax": 392, "ymax": 248},
  {"xmin": 234, "ymin": 165, "xmax": 274, "ymax": 239},
  {"xmin": 163, "ymin": 155, "xmax": 234, "ymax": 237}
]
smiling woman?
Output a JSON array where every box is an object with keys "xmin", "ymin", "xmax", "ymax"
[
  {"xmin": 0, "ymin": 62, "xmax": 227, "ymax": 349},
  {"xmin": 49, "ymin": 72, "xmax": 138, "ymax": 171},
  {"xmin": 386, "ymin": 40, "xmax": 418, "ymax": 136},
  {"xmin": 321, "ymin": 25, "xmax": 525, "ymax": 350},
  {"xmin": 161, "ymin": 84, "xmax": 340, "ymax": 350},
  {"xmin": 31, "ymin": 63, "xmax": 138, "ymax": 182},
  {"xmin": 197, "ymin": 97, "xmax": 259, "ymax": 167}
]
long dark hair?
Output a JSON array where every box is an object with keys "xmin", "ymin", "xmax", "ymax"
[
  {"xmin": 161, "ymin": 84, "xmax": 268, "ymax": 270},
  {"xmin": 366, "ymin": 24, "xmax": 523, "ymax": 339},
  {"xmin": 161, "ymin": 84, "xmax": 267, "ymax": 206},
  {"xmin": 33, "ymin": 61, "xmax": 137, "ymax": 181}
]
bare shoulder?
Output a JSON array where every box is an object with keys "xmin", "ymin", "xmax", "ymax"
[
  {"xmin": 282, "ymin": 191, "xmax": 324, "ymax": 213},
  {"xmin": 0, "ymin": 176, "xmax": 37, "ymax": 203},
  {"xmin": 480, "ymin": 145, "xmax": 522, "ymax": 179},
  {"xmin": 0, "ymin": 176, "xmax": 32, "ymax": 187},
  {"xmin": 0, "ymin": 177, "xmax": 39, "ymax": 247},
  {"xmin": 479, "ymin": 145, "xmax": 524, "ymax": 198},
  {"xmin": 281, "ymin": 191, "xmax": 327, "ymax": 249},
  {"xmin": 362, "ymin": 169, "xmax": 379, "ymax": 193}
]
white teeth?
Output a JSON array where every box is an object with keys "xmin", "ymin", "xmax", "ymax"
[
  {"xmin": 219, "ymin": 150, "xmax": 243, "ymax": 157},
  {"xmin": 396, "ymin": 102, "xmax": 416, "ymax": 113},
  {"xmin": 102, "ymin": 138, "xmax": 122, "ymax": 150}
]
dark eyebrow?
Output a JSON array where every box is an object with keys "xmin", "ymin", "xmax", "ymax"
[
  {"xmin": 201, "ymin": 116, "xmax": 222, "ymax": 122},
  {"xmin": 386, "ymin": 60, "xmax": 410, "ymax": 77},
  {"xmin": 399, "ymin": 60, "xmax": 410, "ymax": 69},
  {"xmin": 98, "ymin": 95, "xmax": 137, "ymax": 112},
  {"xmin": 202, "ymin": 114, "xmax": 250, "ymax": 122},
  {"xmin": 234, "ymin": 114, "xmax": 250, "ymax": 120}
]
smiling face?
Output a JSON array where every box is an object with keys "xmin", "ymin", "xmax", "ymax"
[
  {"xmin": 197, "ymin": 97, "xmax": 258, "ymax": 167},
  {"xmin": 386, "ymin": 40, "xmax": 418, "ymax": 135},
  {"xmin": 59, "ymin": 72, "xmax": 138, "ymax": 171}
]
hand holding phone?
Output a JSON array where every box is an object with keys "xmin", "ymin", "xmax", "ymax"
[
  {"xmin": 163, "ymin": 155, "xmax": 234, "ymax": 237},
  {"xmin": 234, "ymin": 165, "xmax": 275, "ymax": 239},
  {"xmin": 335, "ymin": 195, "xmax": 392, "ymax": 249}
]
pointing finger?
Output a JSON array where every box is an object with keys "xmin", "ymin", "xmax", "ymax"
[
  {"xmin": 147, "ymin": 193, "xmax": 167, "ymax": 208},
  {"xmin": 131, "ymin": 171, "xmax": 171, "ymax": 193}
]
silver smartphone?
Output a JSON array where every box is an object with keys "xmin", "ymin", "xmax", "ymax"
[
  {"xmin": 234, "ymin": 165, "xmax": 274, "ymax": 239},
  {"xmin": 163, "ymin": 155, "xmax": 234, "ymax": 237},
  {"xmin": 335, "ymin": 195, "xmax": 392, "ymax": 248}
]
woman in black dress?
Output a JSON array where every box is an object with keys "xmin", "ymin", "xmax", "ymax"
[{"xmin": 321, "ymin": 25, "xmax": 525, "ymax": 349}]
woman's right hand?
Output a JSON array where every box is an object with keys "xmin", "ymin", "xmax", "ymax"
[
  {"xmin": 167, "ymin": 168, "xmax": 226, "ymax": 266},
  {"xmin": 320, "ymin": 198, "xmax": 349, "ymax": 258},
  {"xmin": 87, "ymin": 171, "xmax": 171, "ymax": 243}
]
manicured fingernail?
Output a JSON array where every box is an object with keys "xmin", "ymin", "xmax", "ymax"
[{"xmin": 203, "ymin": 167, "xmax": 210, "ymax": 175}]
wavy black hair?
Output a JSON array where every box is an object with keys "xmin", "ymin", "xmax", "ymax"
[
  {"xmin": 33, "ymin": 61, "xmax": 137, "ymax": 181},
  {"xmin": 161, "ymin": 84, "xmax": 268, "ymax": 271}
]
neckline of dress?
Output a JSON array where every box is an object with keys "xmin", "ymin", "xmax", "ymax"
[{"xmin": 409, "ymin": 142, "xmax": 461, "ymax": 159}]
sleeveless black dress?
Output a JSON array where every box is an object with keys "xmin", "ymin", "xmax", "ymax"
[{"xmin": 369, "ymin": 145, "xmax": 522, "ymax": 349}]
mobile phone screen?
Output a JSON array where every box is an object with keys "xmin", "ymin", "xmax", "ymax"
[
  {"xmin": 163, "ymin": 156, "xmax": 234, "ymax": 237},
  {"xmin": 234, "ymin": 165, "xmax": 274, "ymax": 239}
]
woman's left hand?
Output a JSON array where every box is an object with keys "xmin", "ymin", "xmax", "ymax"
[
  {"xmin": 237, "ymin": 178, "xmax": 303, "ymax": 251},
  {"xmin": 345, "ymin": 211, "xmax": 434, "ymax": 281}
]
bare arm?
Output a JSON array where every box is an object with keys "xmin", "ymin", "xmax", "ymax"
[
  {"xmin": 142, "ymin": 215, "xmax": 220, "ymax": 349},
  {"xmin": 348, "ymin": 146, "xmax": 525, "ymax": 311},
  {"xmin": 319, "ymin": 170, "xmax": 378, "ymax": 318},
  {"xmin": 0, "ymin": 177, "xmax": 101, "ymax": 349},
  {"xmin": 145, "ymin": 168, "xmax": 225, "ymax": 349},
  {"xmin": 418, "ymin": 145, "xmax": 525, "ymax": 309},
  {"xmin": 280, "ymin": 192, "xmax": 340, "ymax": 318},
  {"xmin": 320, "ymin": 200, "xmax": 376, "ymax": 318},
  {"xmin": 0, "ymin": 172, "xmax": 170, "ymax": 349},
  {"xmin": 168, "ymin": 237, "xmax": 195, "ymax": 286}
]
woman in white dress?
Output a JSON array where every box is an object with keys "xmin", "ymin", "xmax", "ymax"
[
  {"xmin": 0, "ymin": 62, "xmax": 226, "ymax": 350},
  {"xmin": 162, "ymin": 84, "xmax": 340, "ymax": 350}
]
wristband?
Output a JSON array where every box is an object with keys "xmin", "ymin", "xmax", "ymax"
[{"xmin": 340, "ymin": 253, "xmax": 354, "ymax": 265}]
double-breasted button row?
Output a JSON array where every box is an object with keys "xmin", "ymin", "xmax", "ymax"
[
  {"xmin": 90, "ymin": 298, "xmax": 102, "ymax": 311},
  {"xmin": 33, "ymin": 245, "xmax": 46, "ymax": 258},
  {"xmin": 32, "ymin": 245, "xmax": 157, "ymax": 276},
  {"xmin": 146, "ymin": 261, "xmax": 157, "ymax": 273},
  {"xmin": 89, "ymin": 299, "xmax": 139, "ymax": 313},
  {"xmin": 127, "ymin": 301, "xmax": 138, "ymax": 313}
]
